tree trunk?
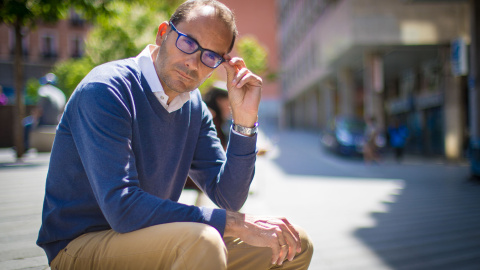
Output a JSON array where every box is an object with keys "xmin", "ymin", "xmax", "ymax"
[{"xmin": 14, "ymin": 19, "xmax": 25, "ymax": 159}]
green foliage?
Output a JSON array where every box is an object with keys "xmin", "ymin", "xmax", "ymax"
[
  {"xmin": 49, "ymin": 0, "xmax": 182, "ymax": 99},
  {"xmin": 134, "ymin": 0, "xmax": 181, "ymax": 18},
  {"xmin": 236, "ymin": 36, "xmax": 268, "ymax": 76},
  {"xmin": 86, "ymin": 3, "xmax": 151, "ymax": 65},
  {"xmin": 25, "ymin": 77, "xmax": 41, "ymax": 104},
  {"xmin": 53, "ymin": 57, "xmax": 94, "ymax": 99},
  {"xmin": 0, "ymin": 0, "xmax": 113, "ymax": 27},
  {"xmin": 86, "ymin": 0, "xmax": 182, "ymax": 66}
]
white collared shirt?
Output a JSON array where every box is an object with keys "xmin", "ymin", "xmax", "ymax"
[{"xmin": 134, "ymin": 45, "xmax": 191, "ymax": 113}]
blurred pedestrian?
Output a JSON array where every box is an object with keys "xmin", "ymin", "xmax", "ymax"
[
  {"xmin": 24, "ymin": 73, "xmax": 66, "ymax": 150},
  {"xmin": 388, "ymin": 119, "xmax": 409, "ymax": 162},
  {"xmin": 184, "ymin": 82, "xmax": 229, "ymax": 195},
  {"xmin": 363, "ymin": 116, "xmax": 381, "ymax": 164},
  {"xmin": 204, "ymin": 81, "xmax": 231, "ymax": 149},
  {"xmin": 203, "ymin": 82, "xmax": 268, "ymax": 156},
  {"xmin": 0, "ymin": 86, "xmax": 8, "ymax": 105},
  {"xmin": 36, "ymin": 73, "xmax": 66, "ymax": 126}
]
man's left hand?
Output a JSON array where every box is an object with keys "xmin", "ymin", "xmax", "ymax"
[{"xmin": 222, "ymin": 56, "xmax": 262, "ymax": 128}]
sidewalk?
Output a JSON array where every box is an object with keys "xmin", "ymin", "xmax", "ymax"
[
  {"xmin": 254, "ymin": 126, "xmax": 480, "ymax": 269},
  {"xmin": 1, "ymin": 126, "xmax": 479, "ymax": 269},
  {"xmin": 0, "ymin": 149, "xmax": 50, "ymax": 270}
]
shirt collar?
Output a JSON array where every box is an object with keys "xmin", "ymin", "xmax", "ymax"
[{"xmin": 135, "ymin": 45, "xmax": 191, "ymax": 113}]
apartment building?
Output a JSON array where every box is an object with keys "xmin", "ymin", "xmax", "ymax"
[
  {"xmin": 278, "ymin": 0, "xmax": 472, "ymax": 160},
  {"xmin": 0, "ymin": 9, "xmax": 90, "ymax": 104}
]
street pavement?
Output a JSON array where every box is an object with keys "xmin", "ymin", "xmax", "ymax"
[
  {"xmin": 0, "ymin": 149, "xmax": 50, "ymax": 270},
  {"xmin": 1, "ymin": 124, "xmax": 479, "ymax": 269}
]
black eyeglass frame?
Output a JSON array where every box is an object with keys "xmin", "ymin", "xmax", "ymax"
[{"xmin": 170, "ymin": 22, "xmax": 226, "ymax": 69}]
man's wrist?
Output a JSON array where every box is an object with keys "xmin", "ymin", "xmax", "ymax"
[
  {"xmin": 224, "ymin": 211, "xmax": 244, "ymax": 237},
  {"xmin": 231, "ymin": 113, "xmax": 258, "ymax": 129}
]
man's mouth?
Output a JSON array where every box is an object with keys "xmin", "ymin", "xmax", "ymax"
[{"xmin": 176, "ymin": 70, "xmax": 193, "ymax": 81}]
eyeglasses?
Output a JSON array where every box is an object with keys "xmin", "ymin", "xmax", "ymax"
[{"xmin": 170, "ymin": 22, "xmax": 225, "ymax": 69}]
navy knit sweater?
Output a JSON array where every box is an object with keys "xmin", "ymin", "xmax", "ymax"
[{"xmin": 36, "ymin": 58, "xmax": 257, "ymax": 264}]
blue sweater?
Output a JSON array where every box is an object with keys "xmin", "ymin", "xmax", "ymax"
[{"xmin": 36, "ymin": 59, "xmax": 257, "ymax": 264}]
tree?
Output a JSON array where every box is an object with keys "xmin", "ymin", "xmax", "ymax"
[
  {"xmin": 0, "ymin": 0, "xmax": 112, "ymax": 159},
  {"xmin": 53, "ymin": 57, "xmax": 94, "ymax": 99},
  {"xmin": 53, "ymin": 0, "xmax": 183, "ymax": 99},
  {"xmin": 236, "ymin": 36, "xmax": 269, "ymax": 76}
]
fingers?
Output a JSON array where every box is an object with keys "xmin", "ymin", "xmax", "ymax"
[
  {"xmin": 222, "ymin": 56, "xmax": 237, "ymax": 84},
  {"xmin": 231, "ymin": 67, "xmax": 249, "ymax": 87},
  {"xmin": 232, "ymin": 214, "xmax": 301, "ymax": 266},
  {"xmin": 222, "ymin": 56, "xmax": 242, "ymax": 84},
  {"xmin": 222, "ymin": 56, "xmax": 245, "ymax": 73},
  {"xmin": 275, "ymin": 222, "xmax": 299, "ymax": 264},
  {"xmin": 259, "ymin": 217, "xmax": 301, "ymax": 266},
  {"xmin": 222, "ymin": 57, "xmax": 262, "ymax": 89},
  {"xmin": 281, "ymin": 218, "xmax": 302, "ymax": 253},
  {"xmin": 256, "ymin": 222, "xmax": 282, "ymax": 265},
  {"xmin": 236, "ymin": 70, "xmax": 263, "ymax": 89},
  {"xmin": 254, "ymin": 220, "xmax": 289, "ymax": 265},
  {"xmin": 270, "ymin": 237, "xmax": 281, "ymax": 265}
]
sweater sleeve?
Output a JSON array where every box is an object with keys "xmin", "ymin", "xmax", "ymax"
[
  {"xmin": 68, "ymin": 82, "xmax": 226, "ymax": 234},
  {"xmin": 189, "ymin": 100, "xmax": 257, "ymax": 212}
]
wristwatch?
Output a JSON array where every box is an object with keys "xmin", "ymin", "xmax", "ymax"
[{"xmin": 232, "ymin": 122, "xmax": 258, "ymax": 136}]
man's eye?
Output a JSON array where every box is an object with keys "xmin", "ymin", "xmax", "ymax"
[
  {"xmin": 204, "ymin": 51, "xmax": 218, "ymax": 61},
  {"xmin": 183, "ymin": 37, "xmax": 197, "ymax": 49}
]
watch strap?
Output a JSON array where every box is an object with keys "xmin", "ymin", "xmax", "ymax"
[{"xmin": 232, "ymin": 122, "xmax": 258, "ymax": 136}]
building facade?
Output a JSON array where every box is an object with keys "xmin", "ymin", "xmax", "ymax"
[
  {"xmin": 278, "ymin": 0, "xmax": 472, "ymax": 160},
  {"xmin": 0, "ymin": 9, "xmax": 90, "ymax": 104}
]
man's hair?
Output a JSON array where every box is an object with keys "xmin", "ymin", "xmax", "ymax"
[{"xmin": 170, "ymin": 0, "xmax": 238, "ymax": 53}]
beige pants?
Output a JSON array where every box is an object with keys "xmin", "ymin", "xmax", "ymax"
[{"xmin": 50, "ymin": 222, "xmax": 313, "ymax": 270}]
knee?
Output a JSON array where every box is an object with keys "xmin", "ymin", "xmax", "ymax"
[
  {"xmin": 295, "ymin": 225, "xmax": 314, "ymax": 267},
  {"xmin": 176, "ymin": 223, "xmax": 227, "ymax": 261},
  {"xmin": 183, "ymin": 223, "xmax": 225, "ymax": 248}
]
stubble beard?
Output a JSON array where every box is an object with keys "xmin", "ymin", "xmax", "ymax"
[{"xmin": 156, "ymin": 41, "xmax": 207, "ymax": 95}]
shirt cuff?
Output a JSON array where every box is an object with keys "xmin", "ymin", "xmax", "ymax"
[
  {"xmin": 228, "ymin": 128, "xmax": 257, "ymax": 156},
  {"xmin": 200, "ymin": 207, "xmax": 227, "ymax": 235}
]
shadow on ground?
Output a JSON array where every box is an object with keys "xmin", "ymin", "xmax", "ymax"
[
  {"xmin": 0, "ymin": 162, "xmax": 48, "ymax": 170},
  {"xmin": 265, "ymin": 128, "xmax": 480, "ymax": 269},
  {"xmin": 353, "ymin": 174, "xmax": 480, "ymax": 270}
]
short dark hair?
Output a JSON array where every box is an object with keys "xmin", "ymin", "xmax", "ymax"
[{"xmin": 170, "ymin": 0, "xmax": 238, "ymax": 53}]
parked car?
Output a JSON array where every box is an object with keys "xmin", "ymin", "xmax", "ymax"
[{"xmin": 320, "ymin": 116, "xmax": 367, "ymax": 156}]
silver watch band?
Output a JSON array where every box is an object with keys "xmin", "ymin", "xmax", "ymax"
[{"xmin": 232, "ymin": 122, "xmax": 258, "ymax": 136}]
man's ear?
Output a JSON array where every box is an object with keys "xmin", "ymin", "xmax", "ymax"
[{"xmin": 155, "ymin": 21, "xmax": 170, "ymax": 46}]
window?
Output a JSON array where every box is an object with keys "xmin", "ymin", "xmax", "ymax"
[
  {"xmin": 71, "ymin": 36, "xmax": 83, "ymax": 58},
  {"xmin": 42, "ymin": 33, "xmax": 57, "ymax": 59},
  {"xmin": 69, "ymin": 9, "xmax": 86, "ymax": 27},
  {"xmin": 9, "ymin": 28, "xmax": 29, "ymax": 57}
]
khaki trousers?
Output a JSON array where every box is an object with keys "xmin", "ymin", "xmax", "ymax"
[{"xmin": 50, "ymin": 222, "xmax": 313, "ymax": 270}]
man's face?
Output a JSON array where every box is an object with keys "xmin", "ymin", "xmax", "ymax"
[{"xmin": 154, "ymin": 7, "xmax": 232, "ymax": 97}]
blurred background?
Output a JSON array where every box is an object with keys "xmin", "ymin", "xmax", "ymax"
[
  {"xmin": 0, "ymin": 0, "xmax": 479, "ymax": 174},
  {"xmin": 1, "ymin": 0, "xmax": 480, "ymax": 269}
]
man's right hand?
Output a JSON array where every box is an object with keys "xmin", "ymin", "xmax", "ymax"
[{"xmin": 224, "ymin": 211, "xmax": 302, "ymax": 265}]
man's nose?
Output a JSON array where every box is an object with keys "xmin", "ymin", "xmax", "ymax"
[{"xmin": 185, "ymin": 51, "xmax": 201, "ymax": 70}]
